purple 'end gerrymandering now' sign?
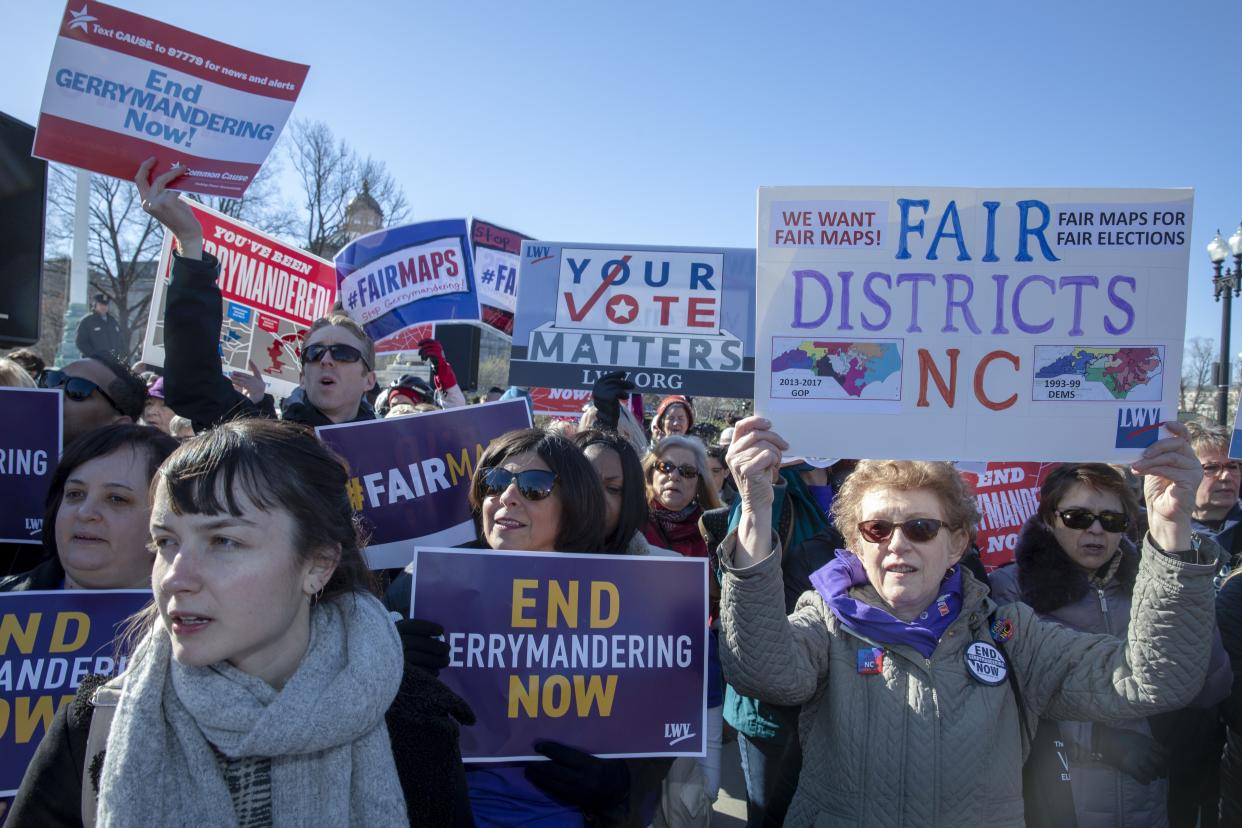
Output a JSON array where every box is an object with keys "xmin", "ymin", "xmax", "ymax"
[{"xmin": 411, "ymin": 547, "xmax": 708, "ymax": 762}]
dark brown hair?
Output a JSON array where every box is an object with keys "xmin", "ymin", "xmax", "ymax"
[
  {"xmin": 156, "ymin": 418, "xmax": 376, "ymax": 599},
  {"xmin": 574, "ymin": 429, "xmax": 648, "ymax": 553},
  {"xmin": 43, "ymin": 424, "xmax": 179, "ymax": 559},
  {"xmin": 469, "ymin": 427, "xmax": 606, "ymax": 553},
  {"xmin": 1037, "ymin": 463, "xmax": 1140, "ymax": 530}
]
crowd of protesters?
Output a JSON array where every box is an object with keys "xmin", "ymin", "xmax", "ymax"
[{"xmin": 0, "ymin": 160, "xmax": 1240, "ymax": 828}]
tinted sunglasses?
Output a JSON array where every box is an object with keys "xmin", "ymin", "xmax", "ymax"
[
  {"xmin": 1057, "ymin": 508, "xmax": 1129, "ymax": 533},
  {"xmin": 480, "ymin": 467, "xmax": 558, "ymax": 501},
  {"xmin": 300, "ymin": 342, "xmax": 371, "ymax": 370},
  {"xmin": 38, "ymin": 370, "xmax": 124, "ymax": 414},
  {"xmin": 858, "ymin": 518, "xmax": 949, "ymax": 544},
  {"xmin": 654, "ymin": 460, "xmax": 699, "ymax": 479}
]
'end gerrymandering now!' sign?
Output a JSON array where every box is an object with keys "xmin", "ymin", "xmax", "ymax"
[
  {"xmin": 956, "ymin": 461, "xmax": 1059, "ymax": 570},
  {"xmin": 1, "ymin": 590, "xmax": 150, "ymax": 797},
  {"xmin": 509, "ymin": 242, "xmax": 756, "ymax": 396},
  {"xmin": 335, "ymin": 220, "xmax": 482, "ymax": 356},
  {"xmin": 34, "ymin": 1, "xmax": 307, "ymax": 196},
  {"xmin": 0, "ymin": 389, "xmax": 62, "ymax": 546},
  {"xmin": 411, "ymin": 548, "xmax": 708, "ymax": 762},
  {"xmin": 756, "ymin": 187, "xmax": 1193, "ymax": 462},
  {"xmin": 142, "ymin": 199, "xmax": 336, "ymax": 398},
  {"xmin": 315, "ymin": 400, "xmax": 532, "ymax": 569}
]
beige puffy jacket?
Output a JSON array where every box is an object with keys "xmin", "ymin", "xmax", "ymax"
[{"xmin": 718, "ymin": 534, "xmax": 1219, "ymax": 827}]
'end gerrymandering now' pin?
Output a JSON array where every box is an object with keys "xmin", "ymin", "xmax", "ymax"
[{"xmin": 963, "ymin": 640, "xmax": 1008, "ymax": 685}]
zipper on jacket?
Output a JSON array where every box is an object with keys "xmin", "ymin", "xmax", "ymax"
[{"xmin": 1097, "ymin": 589, "xmax": 1112, "ymax": 635}]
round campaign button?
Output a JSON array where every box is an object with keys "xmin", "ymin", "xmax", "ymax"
[{"xmin": 963, "ymin": 640, "xmax": 1008, "ymax": 686}]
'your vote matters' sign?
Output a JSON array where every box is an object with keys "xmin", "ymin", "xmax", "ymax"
[
  {"xmin": 412, "ymin": 548, "xmax": 708, "ymax": 762},
  {"xmin": 509, "ymin": 242, "xmax": 756, "ymax": 396},
  {"xmin": 756, "ymin": 187, "xmax": 1193, "ymax": 462}
]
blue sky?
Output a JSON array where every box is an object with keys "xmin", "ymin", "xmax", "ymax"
[{"xmin": 4, "ymin": 0, "xmax": 1240, "ymax": 362}]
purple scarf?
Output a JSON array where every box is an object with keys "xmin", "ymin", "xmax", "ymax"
[{"xmin": 809, "ymin": 549, "xmax": 963, "ymax": 658}]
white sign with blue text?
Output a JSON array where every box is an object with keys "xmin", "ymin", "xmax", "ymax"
[{"xmin": 756, "ymin": 187, "xmax": 1193, "ymax": 462}]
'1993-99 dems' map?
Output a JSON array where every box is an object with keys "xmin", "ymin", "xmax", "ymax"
[{"xmin": 1032, "ymin": 345, "xmax": 1164, "ymax": 402}]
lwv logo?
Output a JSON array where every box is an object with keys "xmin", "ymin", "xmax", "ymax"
[
  {"xmin": 1114, "ymin": 406, "xmax": 1162, "ymax": 449},
  {"xmin": 663, "ymin": 722, "xmax": 696, "ymax": 746}
]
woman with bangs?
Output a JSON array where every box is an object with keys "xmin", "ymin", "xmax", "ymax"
[
  {"xmin": 718, "ymin": 416, "xmax": 1223, "ymax": 826},
  {"xmin": 10, "ymin": 418, "xmax": 472, "ymax": 827}
]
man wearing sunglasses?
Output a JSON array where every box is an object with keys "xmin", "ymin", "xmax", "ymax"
[
  {"xmin": 136, "ymin": 160, "xmax": 383, "ymax": 430},
  {"xmin": 1187, "ymin": 422, "xmax": 1242, "ymax": 573},
  {"xmin": 38, "ymin": 354, "xmax": 146, "ymax": 445}
]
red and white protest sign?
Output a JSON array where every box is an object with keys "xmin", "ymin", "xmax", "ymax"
[
  {"xmin": 34, "ymin": 1, "xmax": 307, "ymax": 196},
  {"xmin": 529, "ymin": 387, "xmax": 592, "ymax": 417},
  {"xmin": 142, "ymin": 199, "xmax": 336, "ymax": 396},
  {"xmin": 957, "ymin": 461, "xmax": 1060, "ymax": 570}
]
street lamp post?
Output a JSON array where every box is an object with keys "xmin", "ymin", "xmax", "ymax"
[{"xmin": 1208, "ymin": 224, "xmax": 1242, "ymax": 425}]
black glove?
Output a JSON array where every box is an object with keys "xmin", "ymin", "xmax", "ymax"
[
  {"xmin": 395, "ymin": 618, "xmax": 450, "ymax": 674},
  {"xmin": 1092, "ymin": 725, "xmax": 1169, "ymax": 784},
  {"xmin": 590, "ymin": 371, "xmax": 636, "ymax": 431},
  {"xmin": 524, "ymin": 740, "xmax": 631, "ymax": 813}
]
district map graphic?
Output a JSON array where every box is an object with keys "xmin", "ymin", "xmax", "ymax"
[
  {"xmin": 770, "ymin": 338, "xmax": 902, "ymax": 401},
  {"xmin": 1032, "ymin": 345, "xmax": 1164, "ymax": 402}
]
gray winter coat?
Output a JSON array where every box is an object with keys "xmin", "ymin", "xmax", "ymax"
[{"xmin": 718, "ymin": 532, "xmax": 1221, "ymax": 827}]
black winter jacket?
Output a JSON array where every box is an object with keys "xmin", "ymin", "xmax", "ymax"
[
  {"xmin": 74, "ymin": 313, "xmax": 126, "ymax": 360},
  {"xmin": 0, "ymin": 557, "xmax": 65, "ymax": 591},
  {"xmin": 6, "ymin": 666, "xmax": 475, "ymax": 827}
]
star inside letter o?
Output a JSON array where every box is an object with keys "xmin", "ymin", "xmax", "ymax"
[{"xmin": 605, "ymin": 294, "xmax": 638, "ymax": 324}]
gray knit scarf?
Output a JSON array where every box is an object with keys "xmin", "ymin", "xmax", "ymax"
[{"xmin": 97, "ymin": 593, "xmax": 408, "ymax": 827}]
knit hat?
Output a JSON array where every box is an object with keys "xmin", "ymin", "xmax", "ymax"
[
  {"xmin": 655, "ymin": 395, "xmax": 694, "ymax": 431},
  {"xmin": 146, "ymin": 376, "xmax": 165, "ymax": 400}
]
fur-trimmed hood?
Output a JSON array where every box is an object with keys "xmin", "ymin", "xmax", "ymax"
[{"xmin": 1012, "ymin": 516, "xmax": 1139, "ymax": 614}]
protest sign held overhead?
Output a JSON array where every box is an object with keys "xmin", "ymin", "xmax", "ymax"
[
  {"xmin": 411, "ymin": 547, "xmax": 708, "ymax": 761},
  {"xmin": 471, "ymin": 218, "xmax": 533, "ymax": 336},
  {"xmin": 335, "ymin": 219, "xmax": 481, "ymax": 356},
  {"xmin": 956, "ymin": 461, "xmax": 1059, "ymax": 570},
  {"xmin": 509, "ymin": 243, "xmax": 756, "ymax": 396},
  {"xmin": 756, "ymin": 187, "xmax": 1193, "ymax": 462},
  {"xmin": 34, "ymin": 1, "xmax": 307, "ymax": 197},
  {"xmin": 0, "ymin": 589, "xmax": 149, "ymax": 797},
  {"xmin": 142, "ymin": 199, "xmax": 336, "ymax": 397},
  {"xmin": 0, "ymin": 390, "xmax": 62, "ymax": 546},
  {"xmin": 529, "ymin": 387, "xmax": 593, "ymax": 417},
  {"xmin": 315, "ymin": 399, "xmax": 531, "ymax": 569}
]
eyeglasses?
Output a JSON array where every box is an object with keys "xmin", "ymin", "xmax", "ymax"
[
  {"xmin": 654, "ymin": 460, "xmax": 699, "ymax": 479},
  {"xmin": 300, "ymin": 342, "xmax": 371, "ymax": 370},
  {"xmin": 1057, "ymin": 508, "xmax": 1129, "ymax": 533},
  {"xmin": 38, "ymin": 369, "xmax": 124, "ymax": 414},
  {"xmin": 858, "ymin": 518, "xmax": 949, "ymax": 544},
  {"xmin": 1202, "ymin": 462, "xmax": 1242, "ymax": 477},
  {"xmin": 480, "ymin": 467, "xmax": 558, "ymax": 501}
]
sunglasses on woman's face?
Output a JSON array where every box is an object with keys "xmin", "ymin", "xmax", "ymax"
[
  {"xmin": 1057, "ymin": 508, "xmax": 1129, "ymax": 533},
  {"xmin": 654, "ymin": 460, "xmax": 699, "ymax": 479},
  {"xmin": 857, "ymin": 517, "xmax": 948, "ymax": 544},
  {"xmin": 300, "ymin": 342, "xmax": 371, "ymax": 370},
  {"xmin": 480, "ymin": 467, "xmax": 558, "ymax": 501},
  {"xmin": 38, "ymin": 369, "xmax": 124, "ymax": 414}
]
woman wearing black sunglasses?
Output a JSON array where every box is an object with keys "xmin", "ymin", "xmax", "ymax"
[
  {"xmin": 989, "ymin": 464, "xmax": 1232, "ymax": 827},
  {"xmin": 717, "ymin": 416, "xmax": 1223, "ymax": 826}
]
